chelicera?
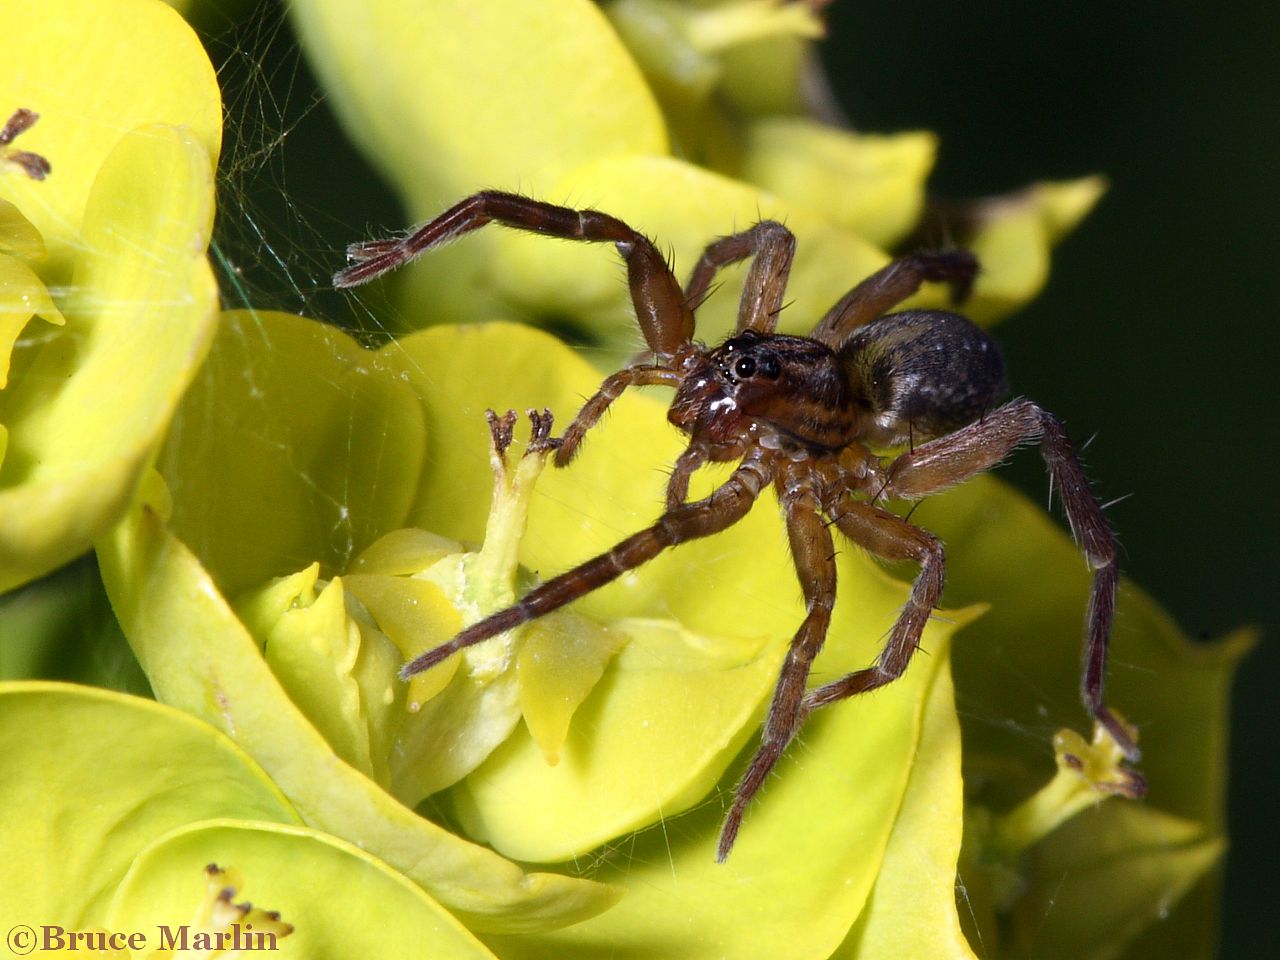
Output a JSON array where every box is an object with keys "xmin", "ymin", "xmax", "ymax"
[{"xmin": 335, "ymin": 191, "xmax": 1142, "ymax": 861}]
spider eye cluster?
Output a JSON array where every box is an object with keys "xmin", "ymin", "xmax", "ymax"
[
  {"xmin": 733, "ymin": 355, "xmax": 781, "ymax": 379},
  {"xmin": 722, "ymin": 334, "xmax": 782, "ymax": 382},
  {"xmin": 737, "ymin": 358, "xmax": 773, "ymax": 378}
]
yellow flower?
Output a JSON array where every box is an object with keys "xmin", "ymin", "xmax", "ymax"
[
  {"xmin": 0, "ymin": 0, "xmax": 221, "ymax": 592},
  {"xmin": 0, "ymin": 683, "xmax": 500, "ymax": 960}
]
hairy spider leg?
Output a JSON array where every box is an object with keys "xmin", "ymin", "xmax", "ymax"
[
  {"xmin": 398, "ymin": 456, "xmax": 771, "ymax": 679},
  {"xmin": 333, "ymin": 191, "xmax": 695, "ymax": 356},
  {"xmin": 802, "ymin": 500, "xmax": 947, "ymax": 711},
  {"xmin": 877, "ymin": 397, "xmax": 1138, "ymax": 761},
  {"xmin": 664, "ymin": 444, "xmax": 712, "ymax": 510},
  {"xmin": 683, "ymin": 221, "xmax": 797, "ymax": 333},
  {"xmin": 717, "ymin": 494, "xmax": 946, "ymax": 860},
  {"xmin": 554, "ymin": 365, "xmax": 681, "ymax": 467},
  {"xmin": 563, "ymin": 220, "xmax": 802, "ymax": 473},
  {"xmin": 717, "ymin": 492, "xmax": 836, "ymax": 861},
  {"xmin": 334, "ymin": 191, "xmax": 707, "ymax": 467},
  {"xmin": 811, "ymin": 250, "xmax": 980, "ymax": 347},
  {"xmin": 563, "ymin": 220, "xmax": 800, "ymax": 469}
]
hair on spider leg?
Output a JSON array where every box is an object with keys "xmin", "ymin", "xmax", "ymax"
[
  {"xmin": 902, "ymin": 500, "xmax": 925, "ymax": 525},
  {"xmin": 1100, "ymin": 492, "xmax": 1135, "ymax": 512},
  {"xmin": 340, "ymin": 190, "xmax": 1145, "ymax": 859}
]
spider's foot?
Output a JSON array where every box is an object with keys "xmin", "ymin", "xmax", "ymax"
[
  {"xmin": 1092, "ymin": 705, "xmax": 1142, "ymax": 765},
  {"xmin": 398, "ymin": 639, "xmax": 459, "ymax": 679},
  {"xmin": 924, "ymin": 249, "xmax": 980, "ymax": 305},
  {"xmin": 345, "ymin": 237, "xmax": 402, "ymax": 262}
]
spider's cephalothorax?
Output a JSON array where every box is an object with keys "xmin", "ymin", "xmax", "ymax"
[{"xmin": 335, "ymin": 191, "xmax": 1143, "ymax": 861}]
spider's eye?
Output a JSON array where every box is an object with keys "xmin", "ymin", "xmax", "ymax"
[{"xmin": 734, "ymin": 356, "xmax": 757, "ymax": 378}]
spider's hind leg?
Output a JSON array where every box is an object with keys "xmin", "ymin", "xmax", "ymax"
[
  {"xmin": 802, "ymin": 500, "xmax": 947, "ymax": 714},
  {"xmin": 881, "ymin": 398, "xmax": 1140, "ymax": 765}
]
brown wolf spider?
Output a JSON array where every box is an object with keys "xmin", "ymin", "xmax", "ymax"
[{"xmin": 335, "ymin": 190, "xmax": 1142, "ymax": 861}]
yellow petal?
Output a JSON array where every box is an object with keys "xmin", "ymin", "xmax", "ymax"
[
  {"xmin": 1017, "ymin": 804, "xmax": 1224, "ymax": 959},
  {"xmin": 0, "ymin": 682, "xmax": 297, "ymax": 929},
  {"xmin": 0, "ymin": 253, "xmax": 65, "ymax": 390},
  {"xmin": 350, "ymin": 528, "xmax": 463, "ymax": 576},
  {"xmin": 967, "ymin": 176, "xmax": 1107, "ymax": 321},
  {"xmin": 97, "ymin": 502, "xmax": 619, "ymax": 931},
  {"xmin": 290, "ymin": 0, "xmax": 665, "ymax": 208},
  {"xmin": 0, "ymin": 124, "xmax": 218, "ymax": 591},
  {"xmin": 487, "ymin": 616, "xmax": 969, "ymax": 959},
  {"xmin": 832, "ymin": 647, "xmax": 979, "ymax": 959},
  {"xmin": 0, "ymin": 198, "xmax": 45, "ymax": 259},
  {"xmin": 740, "ymin": 119, "xmax": 937, "ymax": 248},
  {"xmin": 343, "ymin": 571, "xmax": 463, "ymax": 708},
  {"xmin": 157, "ymin": 310, "xmax": 426, "ymax": 598},
  {"xmin": 256, "ymin": 575, "xmax": 399, "ymax": 783},
  {"xmin": 108, "ymin": 821, "xmax": 500, "ymax": 960},
  {"xmin": 516, "ymin": 611, "xmax": 628, "ymax": 765},
  {"xmin": 455, "ymin": 618, "xmax": 782, "ymax": 861},
  {"xmin": 0, "ymin": 0, "xmax": 220, "ymax": 281}
]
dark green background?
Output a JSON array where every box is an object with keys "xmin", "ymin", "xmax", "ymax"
[{"xmin": 822, "ymin": 3, "xmax": 1277, "ymax": 957}]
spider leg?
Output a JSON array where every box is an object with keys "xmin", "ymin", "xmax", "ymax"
[
  {"xmin": 334, "ymin": 191, "xmax": 695, "ymax": 357},
  {"xmin": 555, "ymin": 365, "xmax": 682, "ymax": 467},
  {"xmin": 664, "ymin": 443, "xmax": 710, "ymax": 510},
  {"xmin": 400, "ymin": 456, "xmax": 771, "ymax": 678},
  {"xmin": 801, "ymin": 500, "xmax": 946, "ymax": 715},
  {"xmin": 811, "ymin": 250, "xmax": 979, "ymax": 347},
  {"xmin": 683, "ymin": 221, "xmax": 796, "ymax": 333},
  {"xmin": 880, "ymin": 397, "xmax": 1139, "ymax": 762},
  {"xmin": 718, "ymin": 492, "xmax": 835, "ymax": 861}
]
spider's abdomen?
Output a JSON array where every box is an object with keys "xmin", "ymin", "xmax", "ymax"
[{"xmin": 838, "ymin": 309, "xmax": 1007, "ymax": 447}]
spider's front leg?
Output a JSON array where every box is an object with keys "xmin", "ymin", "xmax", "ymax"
[
  {"xmin": 717, "ymin": 491, "xmax": 836, "ymax": 862},
  {"xmin": 561, "ymin": 218, "xmax": 799, "ymax": 467},
  {"xmin": 400, "ymin": 455, "xmax": 771, "ymax": 678},
  {"xmin": 881, "ymin": 397, "xmax": 1140, "ymax": 764},
  {"xmin": 334, "ymin": 190, "xmax": 694, "ymax": 358},
  {"xmin": 811, "ymin": 250, "xmax": 980, "ymax": 346},
  {"xmin": 553, "ymin": 365, "xmax": 681, "ymax": 467},
  {"xmin": 683, "ymin": 220, "xmax": 796, "ymax": 333}
]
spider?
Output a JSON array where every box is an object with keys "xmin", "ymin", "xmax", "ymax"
[{"xmin": 335, "ymin": 190, "xmax": 1142, "ymax": 861}]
